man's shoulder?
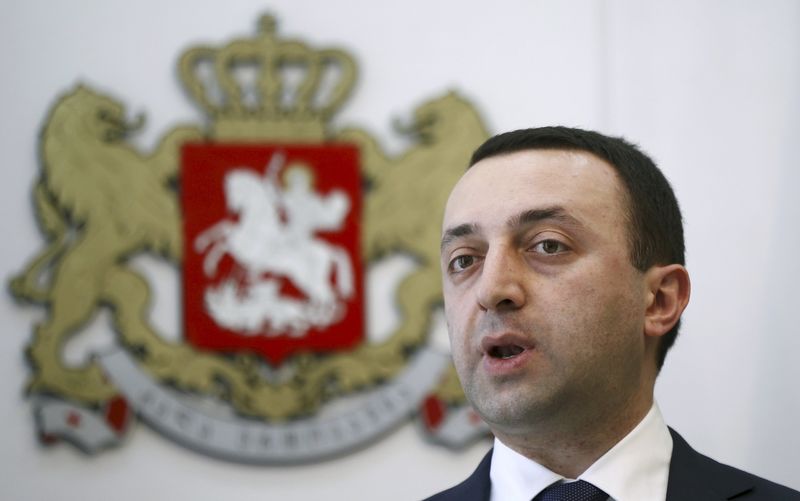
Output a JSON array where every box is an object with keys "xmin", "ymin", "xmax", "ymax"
[
  {"xmin": 422, "ymin": 449, "xmax": 493, "ymax": 501},
  {"xmin": 668, "ymin": 428, "xmax": 800, "ymax": 500}
]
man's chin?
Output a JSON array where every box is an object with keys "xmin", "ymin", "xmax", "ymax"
[
  {"xmin": 470, "ymin": 392, "xmax": 544, "ymax": 429},
  {"xmin": 469, "ymin": 380, "xmax": 568, "ymax": 427}
]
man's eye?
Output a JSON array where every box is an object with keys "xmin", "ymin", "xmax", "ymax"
[
  {"xmin": 449, "ymin": 255, "xmax": 476, "ymax": 272},
  {"xmin": 533, "ymin": 239, "xmax": 569, "ymax": 255}
]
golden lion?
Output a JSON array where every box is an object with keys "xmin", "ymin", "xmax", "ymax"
[
  {"xmin": 337, "ymin": 91, "xmax": 489, "ymax": 401},
  {"xmin": 11, "ymin": 85, "xmax": 202, "ymax": 402}
]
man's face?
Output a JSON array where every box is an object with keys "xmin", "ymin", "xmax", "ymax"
[{"xmin": 440, "ymin": 149, "xmax": 653, "ymax": 436}]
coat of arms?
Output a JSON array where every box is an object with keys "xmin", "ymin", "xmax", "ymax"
[{"xmin": 10, "ymin": 15, "xmax": 489, "ymax": 462}]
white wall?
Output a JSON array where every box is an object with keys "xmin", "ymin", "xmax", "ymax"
[{"xmin": 1, "ymin": 1, "xmax": 798, "ymax": 499}]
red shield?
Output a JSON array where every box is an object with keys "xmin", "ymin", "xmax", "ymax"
[{"xmin": 181, "ymin": 144, "xmax": 364, "ymax": 365}]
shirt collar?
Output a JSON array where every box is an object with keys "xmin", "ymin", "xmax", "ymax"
[
  {"xmin": 489, "ymin": 437, "xmax": 561, "ymax": 501},
  {"xmin": 489, "ymin": 403, "xmax": 673, "ymax": 501}
]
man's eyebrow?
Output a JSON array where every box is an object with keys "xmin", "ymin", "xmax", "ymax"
[
  {"xmin": 440, "ymin": 207, "xmax": 581, "ymax": 251},
  {"xmin": 440, "ymin": 223, "xmax": 479, "ymax": 251},
  {"xmin": 508, "ymin": 206, "xmax": 581, "ymax": 228}
]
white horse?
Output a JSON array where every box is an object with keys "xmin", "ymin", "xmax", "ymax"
[{"xmin": 194, "ymin": 158, "xmax": 354, "ymax": 328}]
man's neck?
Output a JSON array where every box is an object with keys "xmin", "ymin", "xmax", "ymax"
[{"xmin": 492, "ymin": 393, "xmax": 654, "ymax": 479}]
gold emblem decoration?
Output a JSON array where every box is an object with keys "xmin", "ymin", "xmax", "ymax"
[{"xmin": 11, "ymin": 15, "xmax": 486, "ymax": 427}]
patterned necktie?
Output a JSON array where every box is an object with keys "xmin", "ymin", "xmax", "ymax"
[{"xmin": 532, "ymin": 480, "xmax": 609, "ymax": 501}]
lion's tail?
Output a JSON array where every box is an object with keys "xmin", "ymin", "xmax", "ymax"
[{"xmin": 9, "ymin": 181, "xmax": 68, "ymax": 303}]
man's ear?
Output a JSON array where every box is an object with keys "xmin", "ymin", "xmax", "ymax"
[{"xmin": 643, "ymin": 264, "xmax": 691, "ymax": 338}]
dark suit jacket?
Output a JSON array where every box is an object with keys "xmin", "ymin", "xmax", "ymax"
[{"xmin": 423, "ymin": 428, "xmax": 800, "ymax": 500}]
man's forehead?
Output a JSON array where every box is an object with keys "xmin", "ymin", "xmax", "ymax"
[{"xmin": 442, "ymin": 149, "xmax": 626, "ymax": 235}]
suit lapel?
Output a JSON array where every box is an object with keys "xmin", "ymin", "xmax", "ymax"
[
  {"xmin": 666, "ymin": 428, "xmax": 754, "ymax": 500},
  {"xmin": 449, "ymin": 449, "xmax": 493, "ymax": 501}
]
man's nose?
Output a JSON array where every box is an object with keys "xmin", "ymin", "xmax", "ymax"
[{"xmin": 476, "ymin": 247, "xmax": 526, "ymax": 311}]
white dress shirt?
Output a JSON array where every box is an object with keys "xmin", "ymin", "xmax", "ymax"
[{"xmin": 489, "ymin": 403, "xmax": 673, "ymax": 501}]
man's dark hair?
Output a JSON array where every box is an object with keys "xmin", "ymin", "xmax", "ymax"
[{"xmin": 469, "ymin": 126, "xmax": 685, "ymax": 370}]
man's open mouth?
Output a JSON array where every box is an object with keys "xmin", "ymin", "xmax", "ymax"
[{"xmin": 488, "ymin": 344, "xmax": 525, "ymax": 360}]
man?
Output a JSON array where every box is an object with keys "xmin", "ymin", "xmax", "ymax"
[{"xmin": 427, "ymin": 127, "xmax": 799, "ymax": 500}]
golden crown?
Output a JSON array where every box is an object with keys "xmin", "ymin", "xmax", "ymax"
[{"xmin": 179, "ymin": 15, "xmax": 357, "ymax": 141}]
